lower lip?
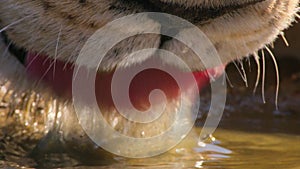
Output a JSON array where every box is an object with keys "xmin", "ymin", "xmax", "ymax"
[{"xmin": 25, "ymin": 52, "xmax": 225, "ymax": 110}]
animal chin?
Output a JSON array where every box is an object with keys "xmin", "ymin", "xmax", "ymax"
[{"xmin": 25, "ymin": 52, "xmax": 225, "ymax": 111}]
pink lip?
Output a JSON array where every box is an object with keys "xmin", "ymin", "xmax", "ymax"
[{"xmin": 25, "ymin": 52, "xmax": 225, "ymax": 111}]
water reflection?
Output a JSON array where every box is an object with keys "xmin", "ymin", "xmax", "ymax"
[{"xmin": 2, "ymin": 123, "xmax": 300, "ymax": 169}]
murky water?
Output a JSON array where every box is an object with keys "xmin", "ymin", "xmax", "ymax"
[{"xmin": 1, "ymin": 126, "xmax": 300, "ymax": 169}]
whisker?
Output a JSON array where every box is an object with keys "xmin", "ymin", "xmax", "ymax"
[
  {"xmin": 270, "ymin": 42, "xmax": 275, "ymax": 49},
  {"xmin": 42, "ymin": 52, "xmax": 56, "ymax": 65},
  {"xmin": 25, "ymin": 40, "xmax": 56, "ymax": 69},
  {"xmin": 73, "ymin": 65, "xmax": 81, "ymax": 82},
  {"xmin": 225, "ymin": 72, "xmax": 234, "ymax": 88},
  {"xmin": 1, "ymin": 41, "xmax": 12, "ymax": 58},
  {"xmin": 261, "ymin": 50, "xmax": 266, "ymax": 104},
  {"xmin": 221, "ymin": 69, "xmax": 227, "ymax": 85},
  {"xmin": 239, "ymin": 60, "xmax": 248, "ymax": 87},
  {"xmin": 64, "ymin": 41, "xmax": 81, "ymax": 70},
  {"xmin": 53, "ymin": 25, "xmax": 63, "ymax": 79},
  {"xmin": 207, "ymin": 71, "xmax": 216, "ymax": 82},
  {"xmin": 233, "ymin": 60, "xmax": 248, "ymax": 87},
  {"xmin": 1, "ymin": 42, "xmax": 12, "ymax": 86},
  {"xmin": 37, "ymin": 61, "xmax": 55, "ymax": 86},
  {"xmin": 253, "ymin": 52, "xmax": 261, "ymax": 94},
  {"xmin": 240, "ymin": 39, "xmax": 254, "ymax": 74},
  {"xmin": 0, "ymin": 15, "xmax": 32, "ymax": 33},
  {"xmin": 280, "ymin": 32, "xmax": 289, "ymax": 47},
  {"xmin": 265, "ymin": 46, "xmax": 280, "ymax": 110},
  {"xmin": 246, "ymin": 57, "xmax": 251, "ymax": 72}
]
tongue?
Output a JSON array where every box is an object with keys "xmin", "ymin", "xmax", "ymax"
[{"xmin": 25, "ymin": 53, "xmax": 225, "ymax": 110}]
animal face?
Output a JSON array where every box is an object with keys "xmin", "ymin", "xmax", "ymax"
[{"xmin": 0, "ymin": 0, "xmax": 299, "ymax": 160}]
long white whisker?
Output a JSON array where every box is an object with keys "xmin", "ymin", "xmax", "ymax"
[
  {"xmin": 225, "ymin": 72, "xmax": 234, "ymax": 88},
  {"xmin": 0, "ymin": 15, "xmax": 32, "ymax": 33},
  {"xmin": 280, "ymin": 32, "xmax": 289, "ymax": 47},
  {"xmin": 233, "ymin": 60, "xmax": 248, "ymax": 87},
  {"xmin": 266, "ymin": 46, "xmax": 280, "ymax": 110},
  {"xmin": 261, "ymin": 50, "xmax": 266, "ymax": 104},
  {"xmin": 239, "ymin": 60, "xmax": 248, "ymax": 87},
  {"xmin": 253, "ymin": 52, "xmax": 261, "ymax": 94},
  {"xmin": 247, "ymin": 57, "xmax": 251, "ymax": 72},
  {"xmin": 53, "ymin": 25, "xmax": 63, "ymax": 79}
]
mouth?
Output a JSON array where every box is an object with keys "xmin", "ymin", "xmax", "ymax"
[
  {"xmin": 2, "ymin": 26, "xmax": 225, "ymax": 112},
  {"xmin": 25, "ymin": 52, "xmax": 225, "ymax": 111}
]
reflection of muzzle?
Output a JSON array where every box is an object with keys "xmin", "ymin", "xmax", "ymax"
[{"xmin": 25, "ymin": 13, "xmax": 226, "ymax": 158}]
